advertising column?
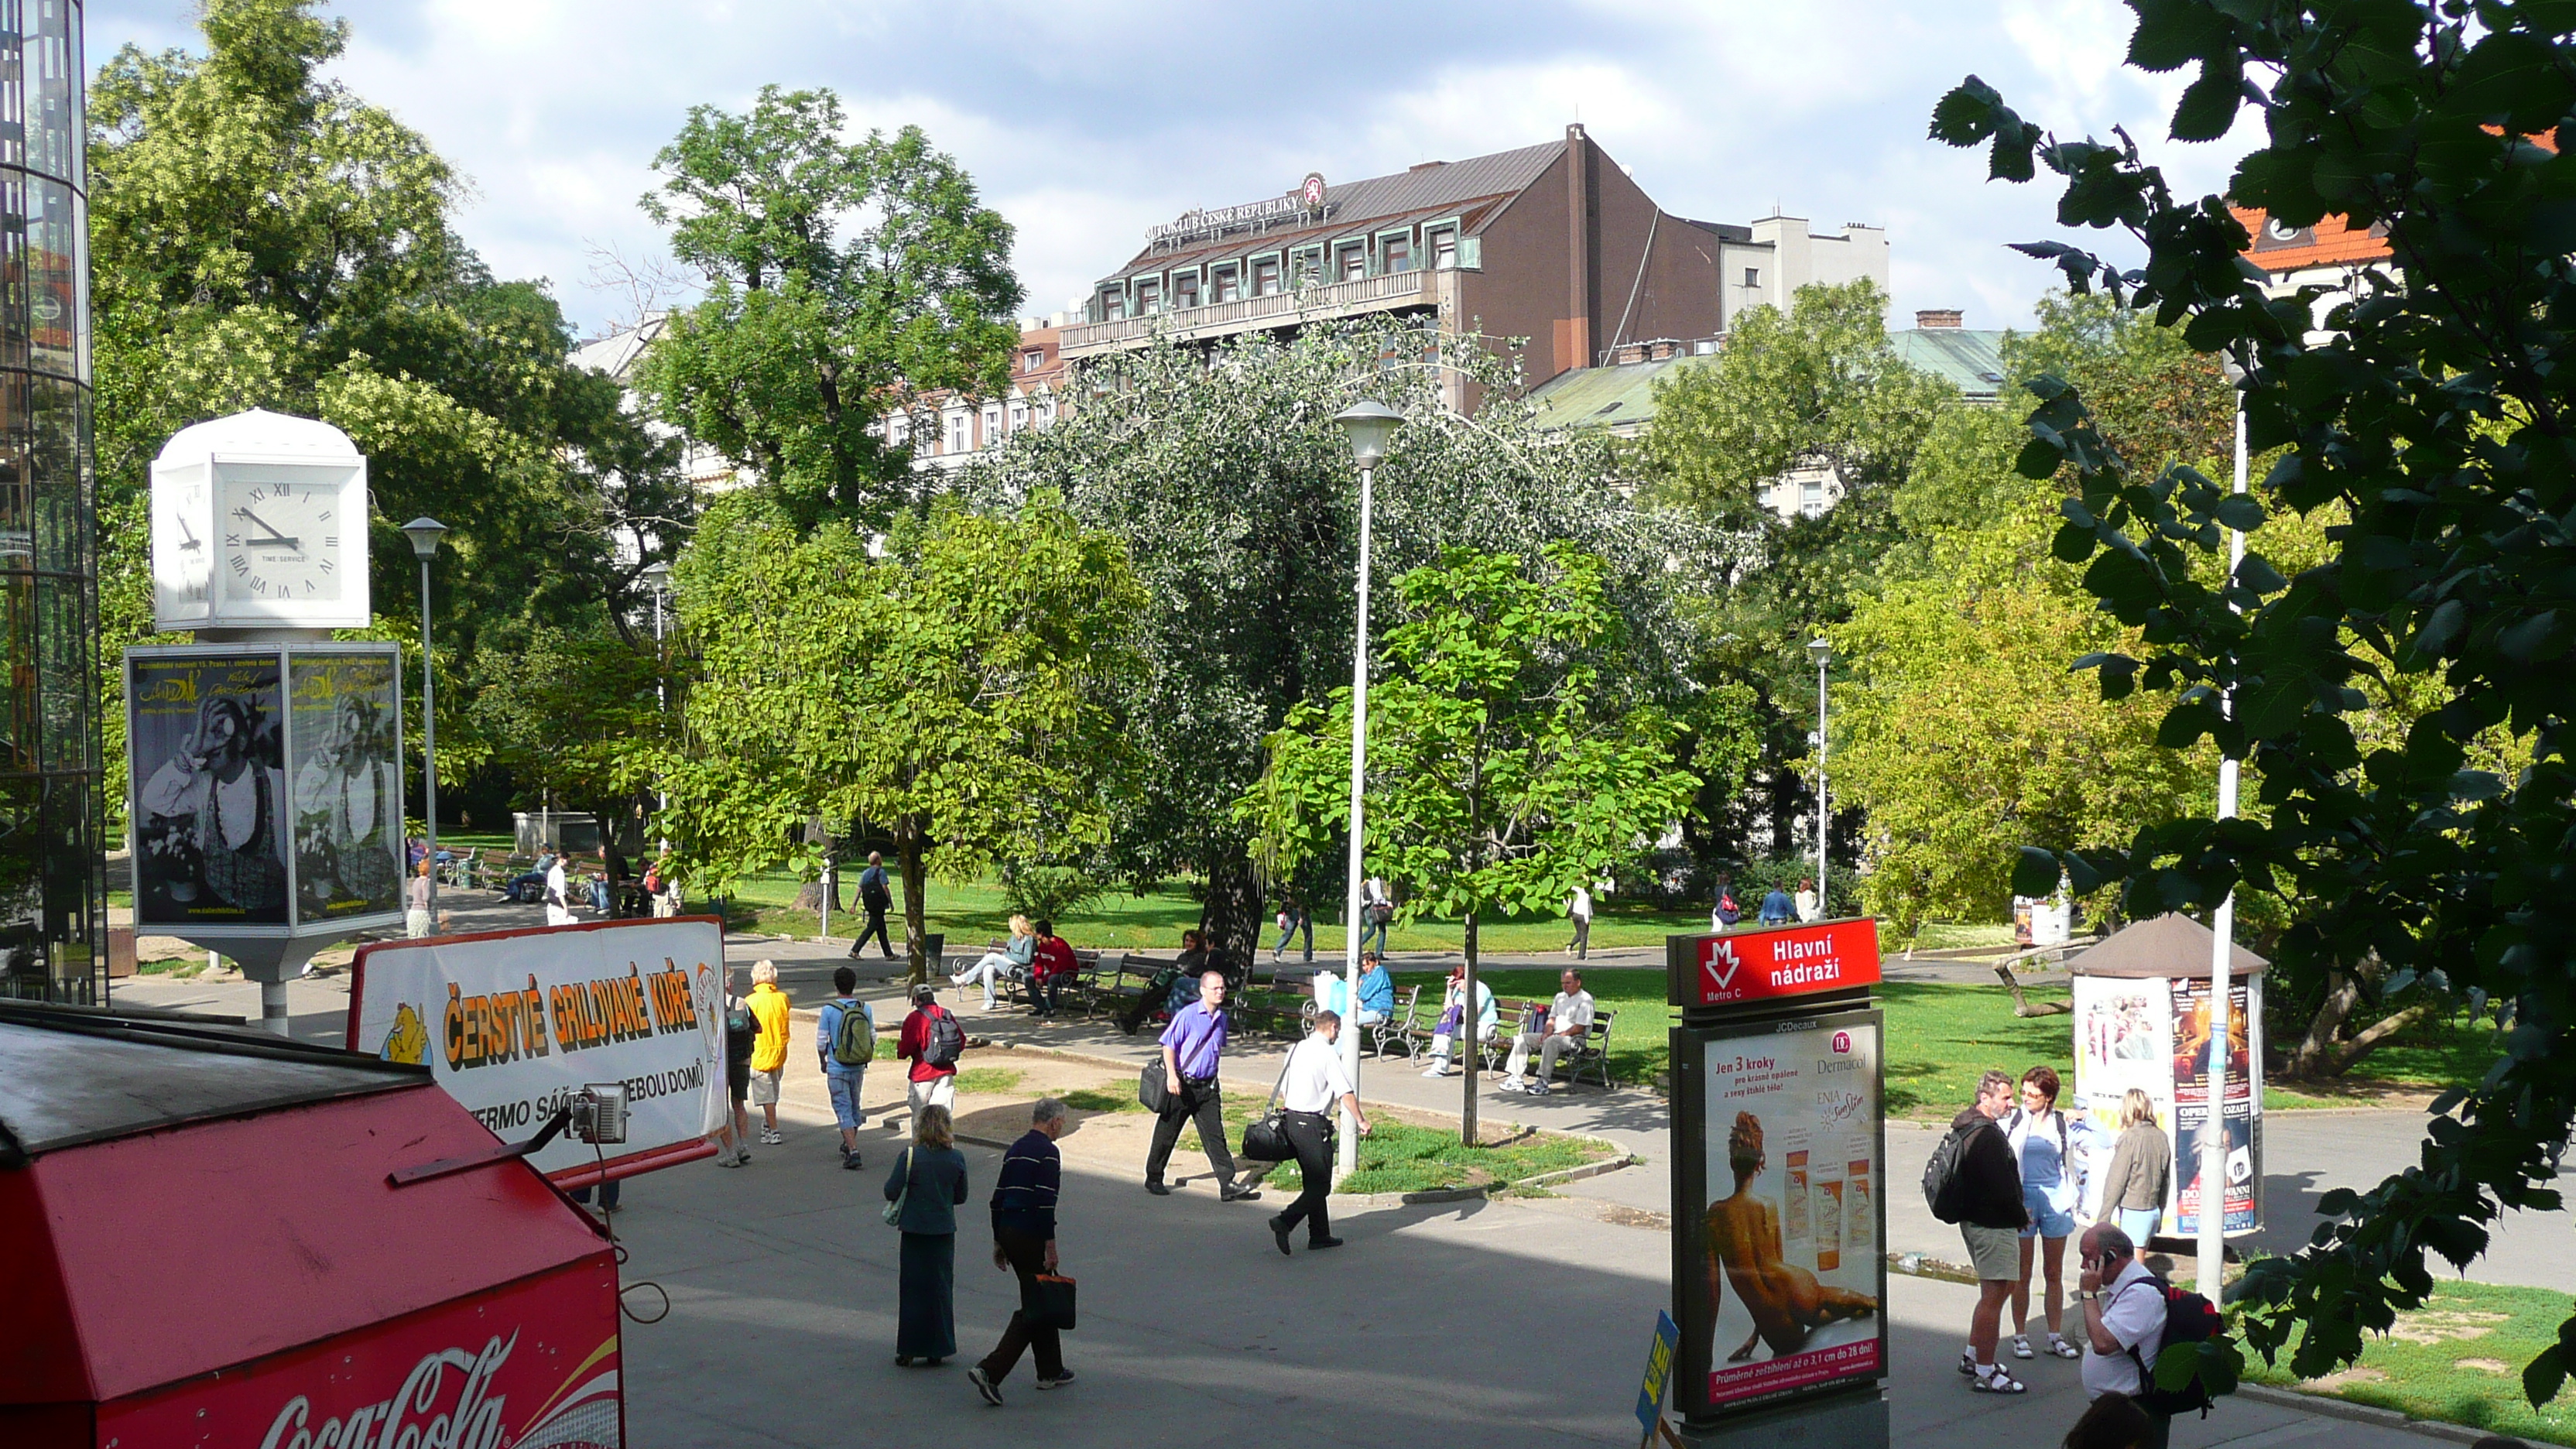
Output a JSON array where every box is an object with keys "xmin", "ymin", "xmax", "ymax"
[{"xmin": 1670, "ymin": 919, "xmax": 1888, "ymax": 1447}]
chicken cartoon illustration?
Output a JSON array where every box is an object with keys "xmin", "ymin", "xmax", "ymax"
[{"xmin": 380, "ymin": 1002, "xmax": 428, "ymax": 1064}]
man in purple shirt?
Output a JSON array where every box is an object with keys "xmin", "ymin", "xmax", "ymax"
[{"xmin": 1146, "ymin": 970, "xmax": 1258, "ymax": 1201}]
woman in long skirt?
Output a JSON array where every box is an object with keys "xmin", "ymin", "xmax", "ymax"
[{"xmin": 886, "ymin": 1103, "xmax": 970, "ymax": 1365}]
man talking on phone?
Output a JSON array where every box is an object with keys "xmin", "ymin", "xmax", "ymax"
[{"xmin": 2074, "ymin": 1222, "xmax": 2168, "ymax": 1446}]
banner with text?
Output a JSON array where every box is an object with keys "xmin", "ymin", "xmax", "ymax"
[
  {"xmin": 1673, "ymin": 920, "xmax": 1882, "ymax": 1009},
  {"xmin": 349, "ymin": 918, "xmax": 731, "ymax": 1179}
]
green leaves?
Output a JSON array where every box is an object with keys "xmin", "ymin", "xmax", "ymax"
[{"xmin": 1930, "ymin": 75, "xmax": 2042, "ymax": 182}]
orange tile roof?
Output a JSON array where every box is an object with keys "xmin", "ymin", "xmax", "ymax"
[{"xmin": 2231, "ymin": 205, "xmax": 2393, "ymax": 274}]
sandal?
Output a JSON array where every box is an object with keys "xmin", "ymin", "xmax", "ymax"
[
  {"xmin": 2009, "ymin": 1334, "xmax": 2034, "ymax": 1360},
  {"xmin": 1958, "ymin": 1351, "xmax": 1977, "ymax": 1378},
  {"xmin": 1969, "ymin": 1368, "xmax": 2027, "ymax": 1395},
  {"xmin": 2047, "ymin": 1334, "xmax": 2082, "ymax": 1359}
]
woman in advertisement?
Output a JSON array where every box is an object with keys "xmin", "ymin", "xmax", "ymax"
[
  {"xmin": 1704, "ymin": 1112, "xmax": 1879, "ymax": 1362},
  {"xmin": 138, "ymin": 690, "xmax": 289, "ymax": 918},
  {"xmin": 295, "ymin": 692, "xmax": 402, "ymax": 917}
]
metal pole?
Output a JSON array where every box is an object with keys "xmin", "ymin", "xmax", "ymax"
[
  {"xmin": 654, "ymin": 587, "xmax": 670, "ymax": 855},
  {"xmin": 420, "ymin": 555, "xmax": 438, "ymax": 922},
  {"xmin": 1338, "ymin": 461, "xmax": 1375, "ymax": 1180},
  {"xmin": 2200, "ymin": 399, "xmax": 2249, "ymax": 1293},
  {"xmin": 1816, "ymin": 655, "xmax": 1829, "ymax": 915}
]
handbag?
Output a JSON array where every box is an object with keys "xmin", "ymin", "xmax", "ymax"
[
  {"xmin": 1238, "ymin": 1056, "xmax": 1300, "ymax": 1163},
  {"xmin": 882, "ymin": 1147, "xmax": 911, "ymax": 1227},
  {"xmin": 1137, "ymin": 1057, "xmax": 1170, "ymax": 1114},
  {"xmin": 1029, "ymin": 1273, "xmax": 1077, "ymax": 1331}
]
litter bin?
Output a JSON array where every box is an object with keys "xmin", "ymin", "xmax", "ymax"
[{"xmin": 914, "ymin": 931, "xmax": 945, "ymax": 980}]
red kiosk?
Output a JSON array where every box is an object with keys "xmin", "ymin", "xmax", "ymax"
[{"xmin": 0, "ymin": 1002, "xmax": 625, "ymax": 1447}]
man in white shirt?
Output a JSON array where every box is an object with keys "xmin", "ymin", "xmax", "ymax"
[
  {"xmin": 1794, "ymin": 877, "xmax": 1821, "ymax": 923},
  {"xmin": 2076, "ymin": 1222, "xmax": 2169, "ymax": 1446},
  {"xmin": 543, "ymin": 854, "xmax": 576, "ymax": 927},
  {"xmin": 1268, "ymin": 1010, "xmax": 1372, "ymax": 1255},
  {"xmin": 1566, "ymin": 884, "xmax": 1594, "ymax": 961},
  {"xmin": 1501, "ymin": 969, "xmax": 1595, "ymax": 1096}
]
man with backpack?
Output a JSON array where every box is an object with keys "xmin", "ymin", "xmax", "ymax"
[
  {"xmin": 1927, "ymin": 1069, "xmax": 2033, "ymax": 1395},
  {"xmin": 898, "ymin": 982, "xmax": 967, "ymax": 1136},
  {"xmin": 717, "ymin": 970, "xmax": 757, "ymax": 1166},
  {"xmin": 850, "ymin": 850, "xmax": 896, "ymax": 960},
  {"xmin": 2076, "ymin": 1221, "xmax": 2179, "ymax": 1447},
  {"xmin": 818, "ymin": 967, "xmax": 875, "ymax": 1170}
]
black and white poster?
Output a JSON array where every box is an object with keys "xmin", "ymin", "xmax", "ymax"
[
  {"xmin": 129, "ymin": 652, "xmax": 292, "ymax": 927},
  {"xmin": 289, "ymin": 649, "xmax": 404, "ymax": 925}
]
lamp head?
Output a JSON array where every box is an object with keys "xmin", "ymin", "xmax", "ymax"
[
  {"xmin": 1807, "ymin": 636, "xmax": 1832, "ymax": 668},
  {"xmin": 1334, "ymin": 398, "xmax": 1403, "ymax": 467},
  {"xmin": 641, "ymin": 560, "xmax": 673, "ymax": 591},
  {"xmin": 401, "ymin": 517, "xmax": 449, "ymax": 560}
]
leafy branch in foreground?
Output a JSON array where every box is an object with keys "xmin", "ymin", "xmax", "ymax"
[{"xmin": 1936, "ymin": 0, "xmax": 2576, "ymax": 1404}]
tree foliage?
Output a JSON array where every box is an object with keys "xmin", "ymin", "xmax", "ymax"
[
  {"xmin": 635, "ymin": 87, "xmax": 1021, "ymax": 526},
  {"xmin": 1933, "ymin": 0, "xmax": 2576, "ymax": 1398},
  {"xmin": 965, "ymin": 317, "xmax": 1733, "ymax": 958},
  {"xmin": 1241, "ymin": 544, "xmax": 1699, "ymax": 1140},
  {"xmin": 667, "ymin": 492, "xmax": 1143, "ymax": 978}
]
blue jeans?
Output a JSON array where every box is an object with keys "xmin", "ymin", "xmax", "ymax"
[
  {"xmin": 827, "ymin": 1069, "xmax": 866, "ymax": 1131},
  {"xmin": 1359, "ymin": 915, "xmax": 1389, "ymax": 954}
]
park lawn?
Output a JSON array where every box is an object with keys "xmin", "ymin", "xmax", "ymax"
[
  {"xmin": 1173, "ymin": 1097, "xmax": 1616, "ymax": 1197},
  {"xmin": 2237, "ymin": 1280, "xmax": 2576, "ymax": 1445}
]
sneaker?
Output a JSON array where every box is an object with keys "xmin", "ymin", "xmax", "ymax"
[
  {"xmin": 733, "ymin": 1147, "xmax": 752, "ymax": 1165},
  {"xmin": 717, "ymin": 1153, "xmax": 742, "ymax": 1169},
  {"xmin": 1523, "ymin": 1081, "xmax": 1552, "ymax": 1096},
  {"xmin": 841, "ymin": 1150, "xmax": 864, "ymax": 1171},
  {"xmin": 759, "ymin": 1129, "xmax": 784, "ymax": 1145},
  {"xmin": 1036, "ymin": 1371, "xmax": 1077, "ymax": 1391},
  {"xmin": 1420, "ymin": 1064, "xmax": 1448, "ymax": 1077},
  {"xmin": 967, "ymin": 1366, "xmax": 1003, "ymax": 1407},
  {"xmin": 1499, "ymin": 1077, "xmax": 1525, "ymax": 1093}
]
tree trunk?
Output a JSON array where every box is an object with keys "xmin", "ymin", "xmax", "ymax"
[
  {"xmin": 1462, "ymin": 912, "xmax": 1481, "ymax": 1148},
  {"xmin": 2312, "ymin": 1002, "xmax": 2437, "ymax": 1077},
  {"xmin": 898, "ymin": 814, "xmax": 930, "ymax": 987},
  {"xmin": 1200, "ymin": 847, "xmax": 1264, "ymax": 974},
  {"xmin": 1992, "ymin": 964, "xmax": 2073, "ymax": 1018},
  {"xmin": 2288, "ymin": 972, "xmax": 2364, "ymax": 1078}
]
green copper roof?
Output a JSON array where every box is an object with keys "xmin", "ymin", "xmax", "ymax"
[{"xmin": 1529, "ymin": 328, "xmax": 2009, "ymax": 436}]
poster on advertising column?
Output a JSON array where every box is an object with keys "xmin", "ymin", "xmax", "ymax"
[
  {"xmin": 2070, "ymin": 968, "xmax": 2261, "ymax": 1235},
  {"xmin": 348, "ymin": 916, "xmax": 731, "ymax": 1182},
  {"xmin": 128, "ymin": 650, "xmax": 293, "ymax": 929},
  {"xmin": 1692, "ymin": 1010, "xmax": 1886, "ymax": 1414},
  {"xmin": 288, "ymin": 648, "xmax": 406, "ymax": 927}
]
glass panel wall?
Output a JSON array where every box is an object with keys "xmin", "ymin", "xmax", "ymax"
[{"xmin": 0, "ymin": 0, "xmax": 97, "ymax": 1002}]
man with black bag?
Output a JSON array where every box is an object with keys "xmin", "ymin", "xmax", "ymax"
[
  {"xmin": 968, "ymin": 1097, "xmax": 1072, "ymax": 1406},
  {"xmin": 849, "ymin": 850, "xmax": 896, "ymax": 960},
  {"xmin": 1143, "ymin": 968, "xmax": 1258, "ymax": 1201},
  {"xmin": 1266, "ymin": 1009, "xmax": 1372, "ymax": 1255}
]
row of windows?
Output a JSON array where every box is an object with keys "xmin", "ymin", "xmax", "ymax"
[
  {"xmin": 1098, "ymin": 218, "xmax": 1468, "ymax": 321},
  {"xmin": 881, "ymin": 395, "xmax": 1060, "ymax": 456}
]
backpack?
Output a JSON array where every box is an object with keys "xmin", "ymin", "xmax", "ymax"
[
  {"xmin": 922, "ymin": 1005, "xmax": 966, "ymax": 1070},
  {"xmin": 1923, "ymin": 1117, "xmax": 1989, "ymax": 1224},
  {"xmin": 1717, "ymin": 892, "xmax": 1741, "ymax": 925},
  {"xmin": 861, "ymin": 870, "xmax": 892, "ymax": 909},
  {"xmin": 829, "ymin": 1000, "xmax": 875, "ymax": 1066},
  {"xmin": 2119, "ymin": 1274, "xmax": 2226, "ymax": 1417},
  {"xmin": 724, "ymin": 998, "xmax": 755, "ymax": 1057},
  {"xmin": 2004, "ymin": 1107, "xmax": 2071, "ymax": 1160}
]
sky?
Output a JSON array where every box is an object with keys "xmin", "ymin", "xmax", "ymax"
[{"xmin": 85, "ymin": 0, "xmax": 2260, "ymax": 343}]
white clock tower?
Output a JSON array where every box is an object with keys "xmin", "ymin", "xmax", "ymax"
[{"xmin": 152, "ymin": 408, "xmax": 372, "ymax": 634}]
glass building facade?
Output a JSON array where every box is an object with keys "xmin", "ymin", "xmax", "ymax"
[{"xmin": 0, "ymin": 0, "xmax": 98, "ymax": 1002}]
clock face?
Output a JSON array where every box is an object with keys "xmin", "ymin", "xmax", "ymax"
[
  {"xmin": 155, "ymin": 470, "xmax": 211, "ymax": 613},
  {"xmin": 222, "ymin": 475, "xmax": 344, "ymax": 604}
]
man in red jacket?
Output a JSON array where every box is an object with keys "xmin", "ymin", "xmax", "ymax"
[
  {"xmin": 897, "ymin": 982, "xmax": 962, "ymax": 1136},
  {"xmin": 1029, "ymin": 919, "xmax": 1077, "ymax": 1019}
]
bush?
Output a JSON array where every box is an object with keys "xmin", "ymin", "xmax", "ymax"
[{"xmin": 999, "ymin": 862, "xmax": 1097, "ymax": 924}]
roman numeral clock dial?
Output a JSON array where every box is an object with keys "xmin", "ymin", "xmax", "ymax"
[{"xmin": 223, "ymin": 481, "xmax": 341, "ymax": 602}]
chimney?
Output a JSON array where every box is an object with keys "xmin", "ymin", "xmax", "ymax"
[
  {"xmin": 1561, "ymin": 123, "xmax": 1594, "ymax": 376},
  {"xmin": 1916, "ymin": 309, "xmax": 1964, "ymax": 330}
]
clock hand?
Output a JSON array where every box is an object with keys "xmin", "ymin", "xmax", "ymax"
[
  {"xmin": 175, "ymin": 515, "xmax": 200, "ymax": 549},
  {"xmin": 233, "ymin": 507, "xmax": 301, "ymax": 550}
]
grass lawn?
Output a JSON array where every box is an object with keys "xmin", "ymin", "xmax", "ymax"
[
  {"xmin": 1177, "ymin": 1096, "xmax": 1616, "ymax": 1196},
  {"xmin": 2239, "ymin": 1280, "xmax": 2576, "ymax": 1444}
]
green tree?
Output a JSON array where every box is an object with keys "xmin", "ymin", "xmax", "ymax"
[
  {"xmin": 468, "ymin": 625, "xmax": 671, "ymax": 857},
  {"xmin": 635, "ymin": 87, "xmax": 1021, "ymax": 526},
  {"xmin": 89, "ymin": 0, "xmax": 690, "ymax": 824},
  {"xmin": 968, "ymin": 317, "xmax": 1730, "ymax": 960},
  {"xmin": 1934, "ymin": 0, "xmax": 2576, "ymax": 1397},
  {"xmin": 668, "ymin": 492, "xmax": 1142, "ymax": 980},
  {"xmin": 1242, "ymin": 544, "xmax": 1700, "ymax": 1142},
  {"xmin": 1636, "ymin": 279, "xmax": 1959, "ymax": 877}
]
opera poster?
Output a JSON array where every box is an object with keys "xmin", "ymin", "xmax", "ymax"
[
  {"xmin": 1695, "ymin": 1013, "xmax": 1886, "ymax": 1413},
  {"xmin": 289, "ymin": 650, "xmax": 404, "ymax": 925},
  {"xmin": 128, "ymin": 652, "xmax": 291, "ymax": 927}
]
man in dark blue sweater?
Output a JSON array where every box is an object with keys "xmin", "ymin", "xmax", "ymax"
[{"xmin": 968, "ymin": 1098, "xmax": 1070, "ymax": 1406}]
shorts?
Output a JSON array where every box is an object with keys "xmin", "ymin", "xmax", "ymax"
[
  {"xmin": 2021, "ymin": 1187, "xmax": 2076, "ymax": 1239},
  {"xmin": 906, "ymin": 1074, "xmax": 954, "ymax": 1122},
  {"xmin": 726, "ymin": 1062, "xmax": 749, "ymax": 1105},
  {"xmin": 750, "ymin": 1068, "xmax": 782, "ymax": 1106},
  {"xmin": 2115, "ymin": 1206, "xmax": 2163, "ymax": 1244},
  {"xmin": 827, "ymin": 1070, "xmax": 865, "ymax": 1130},
  {"xmin": 1961, "ymin": 1223, "xmax": 2022, "ymax": 1281}
]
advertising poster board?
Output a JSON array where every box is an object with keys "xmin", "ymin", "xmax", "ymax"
[
  {"xmin": 289, "ymin": 649, "xmax": 406, "ymax": 927},
  {"xmin": 349, "ymin": 916, "xmax": 731, "ymax": 1183},
  {"xmin": 128, "ymin": 649, "xmax": 292, "ymax": 930},
  {"xmin": 2070, "ymin": 970, "xmax": 2261, "ymax": 1235}
]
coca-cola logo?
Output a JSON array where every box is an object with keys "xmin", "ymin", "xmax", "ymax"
[{"xmin": 261, "ymin": 1331, "xmax": 515, "ymax": 1449}]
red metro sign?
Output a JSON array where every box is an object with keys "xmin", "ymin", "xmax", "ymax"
[{"xmin": 1681, "ymin": 919, "xmax": 1881, "ymax": 1008}]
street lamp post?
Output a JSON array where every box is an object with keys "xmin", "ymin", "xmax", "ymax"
[
  {"xmin": 1333, "ymin": 399, "xmax": 1403, "ymax": 1181},
  {"xmin": 402, "ymin": 519, "xmax": 450, "ymax": 925},
  {"xmin": 2199, "ymin": 365, "xmax": 2252, "ymax": 1293},
  {"xmin": 1809, "ymin": 637, "xmax": 1831, "ymax": 916},
  {"xmin": 642, "ymin": 561, "xmax": 673, "ymax": 861}
]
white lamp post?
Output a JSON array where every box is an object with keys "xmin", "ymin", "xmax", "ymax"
[
  {"xmin": 1333, "ymin": 398, "xmax": 1402, "ymax": 1180},
  {"xmin": 1809, "ymin": 637, "xmax": 1831, "ymax": 916},
  {"xmin": 402, "ymin": 519, "xmax": 450, "ymax": 923},
  {"xmin": 2199, "ymin": 362, "xmax": 2252, "ymax": 1293},
  {"xmin": 642, "ymin": 560, "xmax": 673, "ymax": 860}
]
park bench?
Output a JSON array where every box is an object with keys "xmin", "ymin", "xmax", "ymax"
[
  {"xmin": 1479, "ymin": 999, "xmax": 1618, "ymax": 1090},
  {"xmin": 1231, "ymin": 982, "xmax": 1315, "ymax": 1041},
  {"xmin": 1365, "ymin": 982, "xmax": 1423, "ymax": 1060}
]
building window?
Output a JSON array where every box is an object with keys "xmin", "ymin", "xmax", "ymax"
[
  {"xmin": 947, "ymin": 412, "xmax": 970, "ymax": 454},
  {"xmin": 1024, "ymin": 348, "xmax": 1043, "ymax": 372},
  {"xmin": 1136, "ymin": 279, "xmax": 1161, "ymax": 314},
  {"xmin": 1101, "ymin": 289, "xmax": 1125, "ymax": 320},
  {"xmin": 1252, "ymin": 258, "xmax": 1281, "ymax": 296},
  {"xmin": 1037, "ymin": 399, "xmax": 1057, "ymax": 428},
  {"xmin": 1173, "ymin": 272, "xmax": 1200, "ymax": 309},
  {"xmin": 889, "ymin": 413, "xmax": 911, "ymax": 447},
  {"xmin": 1430, "ymin": 228, "xmax": 1457, "ymax": 269},
  {"xmin": 1009, "ymin": 400, "xmax": 1029, "ymax": 432},
  {"xmin": 1383, "ymin": 235, "xmax": 1413, "ymax": 272},
  {"xmin": 1213, "ymin": 266, "xmax": 1240, "ymax": 303},
  {"xmin": 1290, "ymin": 250, "xmax": 1322, "ymax": 288},
  {"xmin": 1744, "ymin": 267, "xmax": 1761, "ymax": 289},
  {"xmin": 1799, "ymin": 480, "xmax": 1825, "ymax": 518},
  {"xmin": 1337, "ymin": 242, "xmax": 1366, "ymax": 280},
  {"xmin": 982, "ymin": 403, "xmax": 1002, "ymax": 444}
]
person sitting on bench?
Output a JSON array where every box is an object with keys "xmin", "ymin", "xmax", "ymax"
[
  {"xmin": 953, "ymin": 914, "xmax": 1036, "ymax": 1012},
  {"xmin": 1500, "ymin": 968, "xmax": 1594, "ymax": 1095},
  {"xmin": 1118, "ymin": 930, "xmax": 1209, "ymax": 1036},
  {"xmin": 1421, "ymin": 963, "xmax": 1496, "ymax": 1078}
]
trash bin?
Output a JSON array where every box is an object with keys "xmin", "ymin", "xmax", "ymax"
[{"xmin": 916, "ymin": 932, "xmax": 945, "ymax": 978}]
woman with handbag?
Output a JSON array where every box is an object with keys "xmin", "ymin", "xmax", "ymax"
[
  {"xmin": 885, "ymin": 1105, "xmax": 971, "ymax": 1366},
  {"xmin": 1264, "ymin": 1009, "xmax": 1372, "ymax": 1255}
]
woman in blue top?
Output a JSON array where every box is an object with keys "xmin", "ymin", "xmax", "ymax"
[
  {"xmin": 952, "ymin": 914, "xmax": 1036, "ymax": 1012},
  {"xmin": 886, "ymin": 1104, "xmax": 971, "ymax": 1365},
  {"xmin": 2004, "ymin": 1065, "xmax": 2084, "ymax": 1361}
]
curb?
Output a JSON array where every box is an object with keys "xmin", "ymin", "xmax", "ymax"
[
  {"xmin": 1379, "ymin": 1154, "xmax": 1643, "ymax": 1207},
  {"xmin": 2234, "ymin": 1383, "xmax": 2495, "ymax": 1446}
]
